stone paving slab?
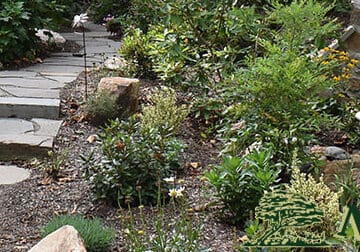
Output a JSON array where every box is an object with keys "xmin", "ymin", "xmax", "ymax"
[
  {"xmin": 0, "ymin": 134, "xmax": 53, "ymax": 160},
  {"xmin": 0, "ymin": 77, "xmax": 64, "ymax": 89},
  {"xmin": 0, "ymin": 86, "xmax": 59, "ymax": 99},
  {"xmin": 0, "ymin": 165, "xmax": 30, "ymax": 184},
  {"xmin": 0, "ymin": 97, "xmax": 59, "ymax": 119},
  {"xmin": 0, "ymin": 118, "xmax": 62, "ymax": 160},
  {"xmin": 24, "ymin": 64, "xmax": 84, "ymax": 74},
  {"xmin": 0, "ymin": 71, "xmax": 38, "ymax": 78}
]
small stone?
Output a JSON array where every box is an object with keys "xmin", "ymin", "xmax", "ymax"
[
  {"xmin": 103, "ymin": 56, "xmax": 126, "ymax": 70},
  {"xmin": 325, "ymin": 146, "xmax": 350, "ymax": 160},
  {"xmin": 98, "ymin": 77, "xmax": 140, "ymax": 115},
  {"xmin": 28, "ymin": 225, "xmax": 86, "ymax": 252},
  {"xmin": 355, "ymin": 111, "xmax": 360, "ymax": 121}
]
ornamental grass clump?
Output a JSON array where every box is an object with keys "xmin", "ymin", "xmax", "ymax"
[
  {"xmin": 141, "ymin": 87, "xmax": 189, "ymax": 135},
  {"xmin": 42, "ymin": 215, "xmax": 115, "ymax": 252}
]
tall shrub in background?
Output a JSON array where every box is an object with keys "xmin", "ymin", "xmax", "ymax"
[{"xmin": 0, "ymin": 0, "xmax": 64, "ymax": 64}]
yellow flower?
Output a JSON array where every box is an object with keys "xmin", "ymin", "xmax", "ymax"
[
  {"xmin": 200, "ymin": 176, "xmax": 207, "ymax": 182},
  {"xmin": 339, "ymin": 55, "xmax": 349, "ymax": 61},
  {"xmin": 321, "ymin": 61, "xmax": 329, "ymax": 65},
  {"xmin": 348, "ymin": 63, "xmax": 355, "ymax": 68},
  {"xmin": 169, "ymin": 188, "xmax": 177, "ymax": 198},
  {"xmin": 338, "ymin": 93, "xmax": 346, "ymax": 98},
  {"xmin": 329, "ymin": 54, "xmax": 336, "ymax": 60},
  {"xmin": 178, "ymin": 179, "xmax": 185, "ymax": 184},
  {"xmin": 351, "ymin": 59, "xmax": 359, "ymax": 64},
  {"xmin": 184, "ymin": 38, "xmax": 189, "ymax": 44},
  {"xmin": 138, "ymin": 230, "xmax": 144, "ymax": 235},
  {"xmin": 340, "ymin": 51, "xmax": 349, "ymax": 56},
  {"xmin": 323, "ymin": 47, "xmax": 330, "ymax": 51},
  {"xmin": 342, "ymin": 73, "xmax": 352, "ymax": 79},
  {"xmin": 333, "ymin": 76, "xmax": 341, "ymax": 82}
]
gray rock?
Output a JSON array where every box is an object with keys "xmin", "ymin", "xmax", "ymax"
[
  {"xmin": 28, "ymin": 225, "xmax": 87, "ymax": 252},
  {"xmin": 325, "ymin": 146, "xmax": 350, "ymax": 160}
]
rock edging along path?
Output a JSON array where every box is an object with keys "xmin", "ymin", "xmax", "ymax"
[{"xmin": 0, "ymin": 22, "xmax": 121, "ymax": 163}]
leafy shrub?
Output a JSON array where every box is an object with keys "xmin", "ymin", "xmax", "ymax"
[
  {"xmin": 141, "ymin": 87, "xmax": 188, "ymax": 134},
  {"xmin": 42, "ymin": 215, "xmax": 115, "ymax": 252},
  {"xmin": 89, "ymin": 0, "xmax": 131, "ymax": 23},
  {"xmin": 84, "ymin": 116, "xmax": 185, "ymax": 206},
  {"xmin": 120, "ymin": 28, "xmax": 154, "ymax": 78},
  {"xmin": 0, "ymin": 0, "xmax": 64, "ymax": 64},
  {"xmin": 84, "ymin": 91, "xmax": 121, "ymax": 126},
  {"xmin": 206, "ymin": 149, "xmax": 281, "ymax": 224}
]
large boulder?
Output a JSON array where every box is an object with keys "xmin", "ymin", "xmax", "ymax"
[
  {"xmin": 28, "ymin": 225, "xmax": 86, "ymax": 252},
  {"xmin": 97, "ymin": 77, "xmax": 139, "ymax": 115}
]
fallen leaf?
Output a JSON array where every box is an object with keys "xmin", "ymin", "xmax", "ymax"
[
  {"xmin": 35, "ymin": 57, "xmax": 43, "ymax": 63},
  {"xmin": 58, "ymin": 177, "xmax": 73, "ymax": 184},
  {"xmin": 39, "ymin": 177, "xmax": 52, "ymax": 185},
  {"xmin": 189, "ymin": 162, "xmax": 201, "ymax": 169},
  {"xmin": 87, "ymin": 134, "xmax": 98, "ymax": 143},
  {"xmin": 210, "ymin": 139, "xmax": 216, "ymax": 144}
]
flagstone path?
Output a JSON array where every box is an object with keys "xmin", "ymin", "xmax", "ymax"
[{"xmin": 0, "ymin": 22, "xmax": 121, "ymax": 184}]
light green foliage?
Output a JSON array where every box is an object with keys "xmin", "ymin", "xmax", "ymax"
[
  {"xmin": 287, "ymin": 155, "xmax": 342, "ymax": 237},
  {"xmin": 84, "ymin": 90, "xmax": 121, "ymax": 126},
  {"xmin": 42, "ymin": 150, "xmax": 67, "ymax": 180},
  {"xmin": 120, "ymin": 28, "xmax": 154, "ymax": 77},
  {"xmin": 84, "ymin": 116, "xmax": 185, "ymax": 206},
  {"xmin": 206, "ymin": 149, "xmax": 281, "ymax": 224},
  {"xmin": 141, "ymin": 87, "xmax": 188, "ymax": 134},
  {"xmin": 267, "ymin": 0, "xmax": 339, "ymax": 51},
  {"xmin": 42, "ymin": 215, "xmax": 115, "ymax": 252}
]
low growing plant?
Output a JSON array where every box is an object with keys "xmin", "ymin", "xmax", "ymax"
[
  {"xmin": 84, "ymin": 90, "xmax": 121, "ymax": 126},
  {"xmin": 84, "ymin": 116, "xmax": 185, "ymax": 206},
  {"xmin": 141, "ymin": 87, "xmax": 189, "ymax": 135},
  {"xmin": 121, "ymin": 178, "xmax": 205, "ymax": 251},
  {"xmin": 42, "ymin": 214, "xmax": 115, "ymax": 252},
  {"xmin": 206, "ymin": 148, "xmax": 281, "ymax": 224}
]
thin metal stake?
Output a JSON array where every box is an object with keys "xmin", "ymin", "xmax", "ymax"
[{"xmin": 82, "ymin": 24, "xmax": 88, "ymax": 100}]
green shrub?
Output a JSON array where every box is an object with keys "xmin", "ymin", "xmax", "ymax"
[
  {"xmin": 89, "ymin": 0, "xmax": 131, "ymax": 23},
  {"xmin": 120, "ymin": 28, "xmax": 154, "ymax": 78},
  {"xmin": 206, "ymin": 149, "xmax": 281, "ymax": 224},
  {"xmin": 84, "ymin": 116, "xmax": 185, "ymax": 206},
  {"xmin": 141, "ymin": 87, "xmax": 188, "ymax": 135},
  {"xmin": 0, "ymin": 0, "xmax": 64, "ymax": 64},
  {"xmin": 84, "ymin": 91, "xmax": 121, "ymax": 126},
  {"xmin": 42, "ymin": 215, "xmax": 115, "ymax": 252}
]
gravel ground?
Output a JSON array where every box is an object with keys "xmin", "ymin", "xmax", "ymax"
[{"xmin": 0, "ymin": 69, "xmax": 237, "ymax": 251}]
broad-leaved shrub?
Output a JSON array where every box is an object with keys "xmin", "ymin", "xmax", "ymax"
[
  {"xmin": 85, "ymin": 116, "xmax": 185, "ymax": 206},
  {"xmin": 206, "ymin": 149, "xmax": 281, "ymax": 224}
]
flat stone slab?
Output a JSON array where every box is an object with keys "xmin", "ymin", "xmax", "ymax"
[
  {"xmin": 0, "ymin": 97, "xmax": 59, "ymax": 119},
  {"xmin": 0, "ymin": 165, "xmax": 30, "ymax": 184},
  {"xmin": 0, "ymin": 118, "xmax": 62, "ymax": 160},
  {"xmin": 0, "ymin": 118, "xmax": 34, "ymax": 134},
  {"xmin": 0, "ymin": 77, "xmax": 64, "ymax": 89},
  {"xmin": 0, "ymin": 86, "xmax": 59, "ymax": 99}
]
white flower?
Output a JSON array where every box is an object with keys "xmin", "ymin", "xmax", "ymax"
[
  {"xmin": 176, "ymin": 186, "xmax": 185, "ymax": 198},
  {"xmin": 163, "ymin": 177, "xmax": 175, "ymax": 183},
  {"xmin": 168, "ymin": 186, "xmax": 185, "ymax": 198},
  {"xmin": 168, "ymin": 188, "xmax": 177, "ymax": 198},
  {"xmin": 72, "ymin": 13, "xmax": 88, "ymax": 28},
  {"xmin": 355, "ymin": 111, "xmax": 360, "ymax": 121}
]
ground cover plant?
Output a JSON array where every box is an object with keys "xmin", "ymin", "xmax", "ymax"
[{"xmin": 1, "ymin": 0, "xmax": 360, "ymax": 251}]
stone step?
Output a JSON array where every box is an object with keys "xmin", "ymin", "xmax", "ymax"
[
  {"xmin": 0, "ymin": 97, "xmax": 59, "ymax": 119},
  {"xmin": 0, "ymin": 118, "xmax": 62, "ymax": 160}
]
